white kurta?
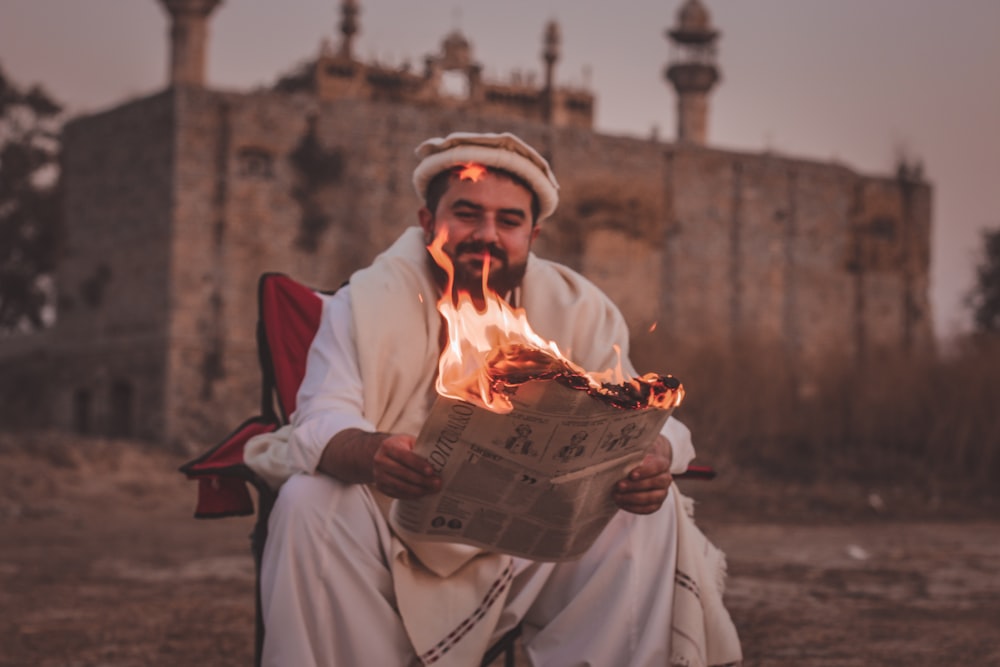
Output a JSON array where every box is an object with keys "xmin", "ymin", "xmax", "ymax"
[
  {"xmin": 261, "ymin": 228, "xmax": 697, "ymax": 666},
  {"xmin": 262, "ymin": 471, "xmax": 682, "ymax": 666}
]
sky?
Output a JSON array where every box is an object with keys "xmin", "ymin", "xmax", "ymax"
[{"xmin": 1, "ymin": 0, "xmax": 997, "ymax": 339}]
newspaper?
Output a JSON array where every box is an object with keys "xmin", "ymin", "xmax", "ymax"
[{"xmin": 389, "ymin": 377, "xmax": 673, "ymax": 561}]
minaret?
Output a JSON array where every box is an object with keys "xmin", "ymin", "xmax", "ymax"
[
  {"xmin": 664, "ymin": 0, "xmax": 720, "ymax": 145},
  {"xmin": 338, "ymin": 0, "xmax": 359, "ymax": 60},
  {"xmin": 541, "ymin": 20, "xmax": 560, "ymax": 123},
  {"xmin": 158, "ymin": 0, "xmax": 223, "ymax": 87}
]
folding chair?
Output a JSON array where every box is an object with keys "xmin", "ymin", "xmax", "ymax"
[
  {"xmin": 180, "ymin": 273, "xmax": 530, "ymax": 666},
  {"xmin": 180, "ymin": 272, "xmax": 716, "ymax": 667}
]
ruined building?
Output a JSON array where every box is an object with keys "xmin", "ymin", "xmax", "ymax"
[{"xmin": 0, "ymin": 0, "xmax": 932, "ymax": 449}]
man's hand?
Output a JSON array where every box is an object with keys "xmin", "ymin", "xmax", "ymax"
[
  {"xmin": 372, "ymin": 434, "xmax": 442, "ymax": 499},
  {"xmin": 612, "ymin": 435, "xmax": 674, "ymax": 514},
  {"xmin": 318, "ymin": 429, "xmax": 441, "ymax": 499}
]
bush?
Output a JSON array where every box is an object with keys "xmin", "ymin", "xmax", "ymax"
[{"xmin": 632, "ymin": 332, "xmax": 1000, "ymax": 497}]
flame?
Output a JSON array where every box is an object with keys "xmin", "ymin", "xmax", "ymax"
[
  {"xmin": 457, "ymin": 162, "xmax": 487, "ymax": 183},
  {"xmin": 427, "ymin": 229, "xmax": 683, "ymax": 414}
]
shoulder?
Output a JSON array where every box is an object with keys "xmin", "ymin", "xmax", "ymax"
[
  {"xmin": 523, "ymin": 254, "xmax": 622, "ymax": 316},
  {"xmin": 349, "ymin": 228, "xmax": 435, "ymax": 297}
]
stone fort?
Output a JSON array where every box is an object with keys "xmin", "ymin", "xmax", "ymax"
[{"xmin": 0, "ymin": 0, "xmax": 933, "ymax": 450}]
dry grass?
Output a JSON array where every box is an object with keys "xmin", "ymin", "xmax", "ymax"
[{"xmin": 632, "ymin": 333, "xmax": 1000, "ymax": 506}]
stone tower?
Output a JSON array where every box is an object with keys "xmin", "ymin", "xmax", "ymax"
[
  {"xmin": 541, "ymin": 21, "xmax": 560, "ymax": 123},
  {"xmin": 158, "ymin": 0, "xmax": 223, "ymax": 86},
  {"xmin": 665, "ymin": 0, "xmax": 720, "ymax": 144},
  {"xmin": 338, "ymin": 0, "xmax": 359, "ymax": 59}
]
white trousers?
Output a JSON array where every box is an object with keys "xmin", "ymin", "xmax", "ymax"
[{"xmin": 260, "ymin": 474, "xmax": 679, "ymax": 667}]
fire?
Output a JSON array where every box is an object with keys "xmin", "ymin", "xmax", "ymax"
[
  {"xmin": 457, "ymin": 162, "xmax": 487, "ymax": 183},
  {"xmin": 428, "ymin": 229, "xmax": 684, "ymax": 414}
]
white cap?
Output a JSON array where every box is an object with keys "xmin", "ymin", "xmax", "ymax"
[{"xmin": 412, "ymin": 131, "xmax": 560, "ymax": 220}]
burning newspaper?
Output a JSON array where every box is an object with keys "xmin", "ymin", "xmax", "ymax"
[
  {"xmin": 389, "ymin": 228, "xmax": 683, "ymax": 560},
  {"xmin": 390, "ymin": 353, "xmax": 681, "ymax": 561}
]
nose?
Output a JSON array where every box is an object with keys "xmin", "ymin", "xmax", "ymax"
[{"xmin": 473, "ymin": 216, "xmax": 499, "ymax": 243}]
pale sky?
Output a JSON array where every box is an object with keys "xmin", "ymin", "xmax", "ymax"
[{"xmin": 2, "ymin": 0, "xmax": 998, "ymax": 339}]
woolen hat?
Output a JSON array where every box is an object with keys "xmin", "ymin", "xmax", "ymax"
[{"xmin": 412, "ymin": 132, "xmax": 560, "ymax": 220}]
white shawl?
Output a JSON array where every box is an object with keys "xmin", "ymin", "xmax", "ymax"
[{"xmin": 670, "ymin": 495, "xmax": 743, "ymax": 667}]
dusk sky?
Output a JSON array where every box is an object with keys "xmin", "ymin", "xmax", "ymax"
[{"xmin": 2, "ymin": 0, "xmax": 997, "ymax": 339}]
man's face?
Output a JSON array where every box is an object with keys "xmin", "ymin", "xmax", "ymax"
[{"xmin": 419, "ymin": 169, "xmax": 540, "ymax": 297}]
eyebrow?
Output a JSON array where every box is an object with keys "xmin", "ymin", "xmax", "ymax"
[{"xmin": 451, "ymin": 198, "xmax": 528, "ymax": 220}]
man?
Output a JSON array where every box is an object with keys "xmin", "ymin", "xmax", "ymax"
[{"xmin": 260, "ymin": 132, "xmax": 739, "ymax": 666}]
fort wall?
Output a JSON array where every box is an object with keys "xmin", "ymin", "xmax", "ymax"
[{"xmin": 0, "ymin": 86, "xmax": 932, "ymax": 450}]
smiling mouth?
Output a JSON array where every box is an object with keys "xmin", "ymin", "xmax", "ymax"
[
  {"xmin": 460, "ymin": 250, "xmax": 498, "ymax": 265},
  {"xmin": 455, "ymin": 241, "xmax": 507, "ymax": 264}
]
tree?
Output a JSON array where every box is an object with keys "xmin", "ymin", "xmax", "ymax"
[
  {"xmin": 967, "ymin": 227, "xmax": 1000, "ymax": 334},
  {"xmin": 0, "ymin": 61, "xmax": 63, "ymax": 332}
]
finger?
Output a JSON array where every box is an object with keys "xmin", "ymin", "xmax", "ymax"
[
  {"xmin": 378, "ymin": 435, "xmax": 417, "ymax": 461},
  {"xmin": 375, "ymin": 461, "xmax": 437, "ymax": 489},
  {"xmin": 630, "ymin": 453, "xmax": 670, "ymax": 478},
  {"xmin": 382, "ymin": 447, "xmax": 437, "ymax": 477},
  {"xmin": 613, "ymin": 489, "xmax": 668, "ymax": 514},
  {"xmin": 374, "ymin": 468, "xmax": 441, "ymax": 499},
  {"xmin": 614, "ymin": 493, "xmax": 666, "ymax": 514},
  {"xmin": 375, "ymin": 437, "xmax": 436, "ymax": 476},
  {"xmin": 616, "ymin": 473, "xmax": 672, "ymax": 494},
  {"xmin": 614, "ymin": 488, "xmax": 667, "ymax": 505},
  {"xmin": 613, "ymin": 487, "xmax": 668, "ymax": 512},
  {"xmin": 373, "ymin": 451, "xmax": 439, "ymax": 488},
  {"xmin": 373, "ymin": 440, "xmax": 440, "ymax": 497}
]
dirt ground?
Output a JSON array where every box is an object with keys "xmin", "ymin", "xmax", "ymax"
[{"xmin": 1, "ymin": 432, "xmax": 998, "ymax": 667}]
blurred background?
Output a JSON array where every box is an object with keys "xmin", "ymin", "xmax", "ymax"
[{"xmin": 1, "ymin": 0, "xmax": 998, "ymax": 502}]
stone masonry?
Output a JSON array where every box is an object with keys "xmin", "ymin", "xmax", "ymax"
[{"xmin": 0, "ymin": 1, "xmax": 932, "ymax": 450}]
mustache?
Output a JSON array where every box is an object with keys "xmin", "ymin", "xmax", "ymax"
[{"xmin": 454, "ymin": 240, "xmax": 508, "ymax": 264}]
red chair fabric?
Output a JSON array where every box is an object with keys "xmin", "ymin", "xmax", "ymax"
[
  {"xmin": 258, "ymin": 274, "xmax": 324, "ymax": 421},
  {"xmin": 179, "ymin": 418, "xmax": 279, "ymax": 517},
  {"xmin": 179, "ymin": 273, "xmax": 324, "ymax": 516}
]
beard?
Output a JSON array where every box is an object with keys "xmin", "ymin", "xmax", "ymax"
[{"xmin": 426, "ymin": 238, "xmax": 529, "ymax": 300}]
